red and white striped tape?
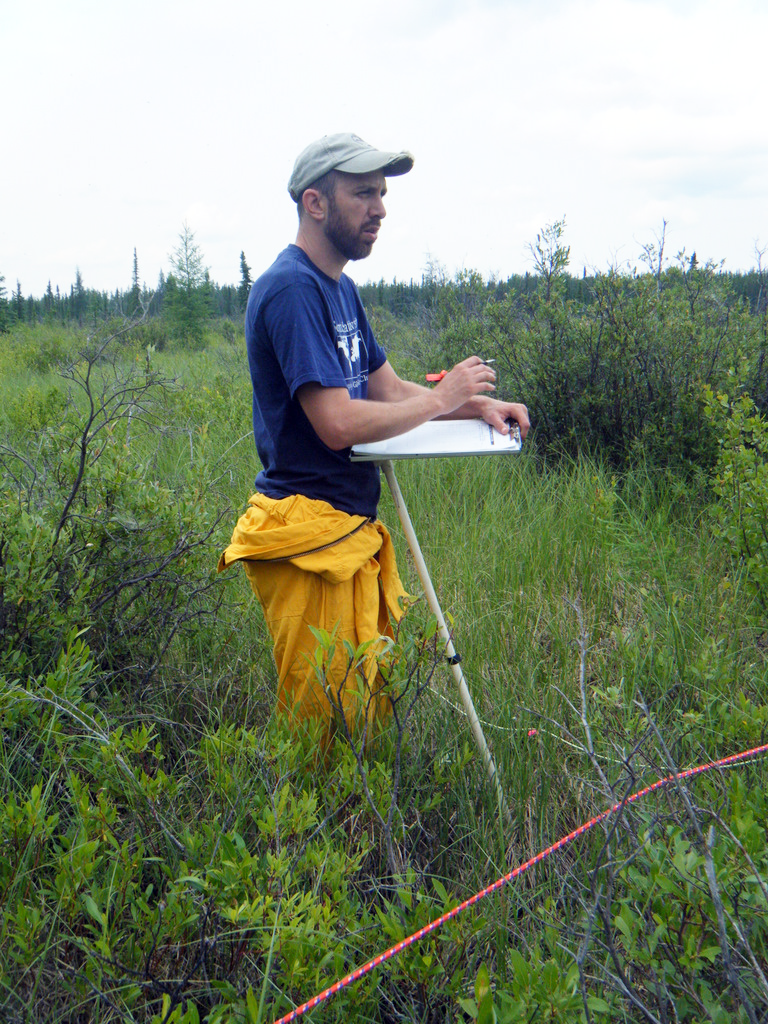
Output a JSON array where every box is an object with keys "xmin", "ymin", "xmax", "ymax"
[{"xmin": 271, "ymin": 741, "xmax": 768, "ymax": 1024}]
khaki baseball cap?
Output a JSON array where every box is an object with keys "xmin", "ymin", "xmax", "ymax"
[{"xmin": 288, "ymin": 133, "xmax": 414, "ymax": 202}]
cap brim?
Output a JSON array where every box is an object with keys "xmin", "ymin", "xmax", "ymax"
[{"xmin": 335, "ymin": 150, "xmax": 414, "ymax": 178}]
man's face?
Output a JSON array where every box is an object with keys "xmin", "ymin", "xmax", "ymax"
[{"xmin": 323, "ymin": 170, "xmax": 388, "ymax": 262}]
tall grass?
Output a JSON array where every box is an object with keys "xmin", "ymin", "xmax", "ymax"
[
  {"xmin": 1, "ymin": 323, "xmax": 766, "ymax": 1022},
  {"xmin": 381, "ymin": 452, "xmax": 763, "ymax": 861}
]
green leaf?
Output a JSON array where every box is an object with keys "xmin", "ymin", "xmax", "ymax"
[
  {"xmin": 477, "ymin": 992, "xmax": 496, "ymax": 1024},
  {"xmin": 176, "ymin": 874, "xmax": 206, "ymax": 891},
  {"xmin": 588, "ymin": 995, "xmax": 611, "ymax": 1012},
  {"xmin": 457, "ymin": 997, "xmax": 478, "ymax": 1019},
  {"xmin": 474, "ymin": 964, "xmax": 491, "ymax": 1004},
  {"xmin": 246, "ymin": 987, "xmax": 260, "ymax": 1024},
  {"xmin": 432, "ymin": 878, "xmax": 449, "ymax": 905},
  {"xmin": 83, "ymin": 895, "xmax": 104, "ymax": 927}
]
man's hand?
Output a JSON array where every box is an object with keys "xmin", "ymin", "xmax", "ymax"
[
  {"xmin": 429, "ymin": 356, "xmax": 497, "ymax": 414},
  {"xmin": 472, "ymin": 396, "xmax": 531, "ymax": 439},
  {"xmin": 431, "ymin": 360, "xmax": 531, "ymax": 438},
  {"xmin": 422, "ymin": 361, "xmax": 530, "ymax": 439}
]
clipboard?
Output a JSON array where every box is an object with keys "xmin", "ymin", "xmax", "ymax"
[{"xmin": 350, "ymin": 418, "xmax": 522, "ymax": 461}]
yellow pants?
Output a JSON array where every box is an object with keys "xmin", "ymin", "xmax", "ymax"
[{"xmin": 218, "ymin": 493, "xmax": 409, "ymax": 739}]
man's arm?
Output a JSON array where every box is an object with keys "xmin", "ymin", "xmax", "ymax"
[
  {"xmin": 296, "ymin": 356, "xmax": 499, "ymax": 451},
  {"xmin": 367, "ymin": 360, "xmax": 531, "ymax": 437}
]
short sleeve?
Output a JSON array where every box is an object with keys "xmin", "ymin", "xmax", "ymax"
[{"xmin": 261, "ymin": 281, "xmax": 349, "ymax": 397}]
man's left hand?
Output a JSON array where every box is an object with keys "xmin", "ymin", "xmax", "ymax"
[{"xmin": 477, "ymin": 397, "xmax": 531, "ymax": 439}]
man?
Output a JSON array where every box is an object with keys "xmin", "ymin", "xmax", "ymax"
[{"xmin": 218, "ymin": 133, "xmax": 530, "ymax": 742}]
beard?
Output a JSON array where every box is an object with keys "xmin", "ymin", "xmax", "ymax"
[{"xmin": 324, "ymin": 198, "xmax": 378, "ymax": 262}]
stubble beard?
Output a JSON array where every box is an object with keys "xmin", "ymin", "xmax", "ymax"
[{"xmin": 324, "ymin": 198, "xmax": 377, "ymax": 262}]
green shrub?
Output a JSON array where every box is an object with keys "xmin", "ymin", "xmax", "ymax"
[
  {"xmin": 424, "ymin": 224, "xmax": 765, "ymax": 473},
  {"xmin": 127, "ymin": 317, "xmax": 172, "ymax": 352},
  {"xmin": 3, "ymin": 380, "xmax": 68, "ymax": 435},
  {"xmin": 0, "ymin": 322, "xmax": 80, "ymax": 374},
  {"xmin": 0, "ymin": 330, "xmax": 225, "ymax": 683},
  {"xmin": 704, "ymin": 384, "xmax": 768, "ymax": 609},
  {"xmin": 0, "ymin": 635, "xmax": 475, "ymax": 1023}
]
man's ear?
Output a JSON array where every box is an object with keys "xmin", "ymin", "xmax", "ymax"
[{"xmin": 301, "ymin": 188, "xmax": 327, "ymax": 223}]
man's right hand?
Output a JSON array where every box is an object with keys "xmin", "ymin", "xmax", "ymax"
[{"xmin": 431, "ymin": 356, "xmax": 496, "ymax": 415}]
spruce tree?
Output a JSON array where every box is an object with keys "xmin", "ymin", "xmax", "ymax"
[
  {"xmin": 0, "ymin": 274, "xmax": 9, "ymax": 331},
  {"xmin": 73, "ymin": 268, "xmax": 86, "ymax": 323},
  {"xmin": 238, "ymin": 250, "xmax": 252, "ymax": 312},
  {"xmin": 130, "ymin": 248, "xmax": 141, "ymax": 315},
  {"xmin": 165, "ymin": 223, "xmax": 209, "ymax": 346}
]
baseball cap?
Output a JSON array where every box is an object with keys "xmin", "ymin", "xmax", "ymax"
[{"xmin": 288, "ymin": 133, "xmax": 414, "ymax": 202}]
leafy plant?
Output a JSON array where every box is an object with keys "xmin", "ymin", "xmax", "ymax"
[
  {"xmin": 0, "ymin": 325, "xmax": 224, "ymax": 683},
  {"xmin": 704, "ymin": 384, "xmax": 768, "ymax": 609}
]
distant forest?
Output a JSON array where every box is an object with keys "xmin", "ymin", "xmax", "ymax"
[{"xmin": 2, "ymin": 235, "xmax": 767, "ymax": 332}]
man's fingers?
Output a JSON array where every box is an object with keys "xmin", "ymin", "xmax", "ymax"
[
  {"xmin": 457, "ymin": 355, "xmax": 496, "ymax": 380},
  {"xmin": 481, "ymin": 403, "xmax": 530, "ymax": 439}
]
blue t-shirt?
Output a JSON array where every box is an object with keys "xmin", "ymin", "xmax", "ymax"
[{"xmin": 245, "ymin": 245, "xmax": 388, "ymax": 518}]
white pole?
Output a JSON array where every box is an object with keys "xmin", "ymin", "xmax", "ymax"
[{"xmin": 381, "ymin": 459, "xmax": 512, "ymax": 824}]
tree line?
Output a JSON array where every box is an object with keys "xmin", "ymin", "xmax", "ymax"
[
  {"xmin": 0, "ymin": 225, "xmax": 254, "ymax": 342},
  {"xmin": 2, "ymin": 222, "xmax": 767, "ymax": 350}
]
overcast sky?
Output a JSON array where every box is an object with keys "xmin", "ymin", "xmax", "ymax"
[{"xmin": 3, "ymin": 0, "xmax": 767, "ymax": 299}]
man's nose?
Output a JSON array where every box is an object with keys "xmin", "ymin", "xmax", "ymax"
[{"xmin": 371, "ymin": 195, "xmax": 386, "ymax": 219}]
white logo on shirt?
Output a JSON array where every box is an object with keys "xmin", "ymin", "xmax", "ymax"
[{"xmin": 337, "ymin": 330, "xmax": 362, "ymax": 371}]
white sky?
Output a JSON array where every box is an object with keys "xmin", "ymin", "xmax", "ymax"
[{"xmin": 2, "ymin": 0, "xmax": 767, "ymax": 299}]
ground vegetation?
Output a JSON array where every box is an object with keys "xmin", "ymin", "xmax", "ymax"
[{"xmin": 1, "ymin": 226, "xmax": 767, "ymax": 1022}]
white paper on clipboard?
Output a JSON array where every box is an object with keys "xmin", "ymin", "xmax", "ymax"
[{"xmin": 350, "ymin": 418, "xmax": 522, "ymax": 461}]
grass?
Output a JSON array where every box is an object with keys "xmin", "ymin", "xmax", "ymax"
[{"xmin": 0, "ymin": 321, "xmax": 766, "ymax": 1022}]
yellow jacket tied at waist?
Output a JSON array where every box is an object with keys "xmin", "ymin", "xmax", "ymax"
[{"xmin": 218, "ymin": 492, "xmax": 409, "ymax": 735}]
